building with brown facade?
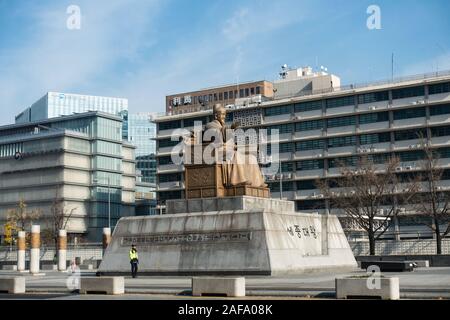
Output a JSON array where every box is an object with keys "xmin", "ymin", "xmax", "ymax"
[{"xmin": 166, "ymin": 80, "xmax": 274, "ymax": 114}]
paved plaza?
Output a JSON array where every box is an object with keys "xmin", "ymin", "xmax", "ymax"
[{"xmin": 1, "ymin": 267, "xmax": 449, "ymax": 300}]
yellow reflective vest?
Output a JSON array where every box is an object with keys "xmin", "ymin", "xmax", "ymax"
[{"xmin": 129, "ymin": 249, "xmax": 138, "ymax": 261}]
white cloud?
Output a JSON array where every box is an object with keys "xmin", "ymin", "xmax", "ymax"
[{"xmin": 0, "ymin": 0, "xmax": 163, "ymax": 124}]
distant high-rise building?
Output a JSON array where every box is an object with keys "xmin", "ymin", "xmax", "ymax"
[
  {"xmin": 127, "ymin": 112, "xmax": 157, "ymax": 184},
  {"xmin": 15, "ymin": 92, "xmax": 129, "ymax": 139}
]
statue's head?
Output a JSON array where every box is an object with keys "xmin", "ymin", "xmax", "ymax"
[{"xmin": 213, "ymin": 104, "xmax": 226, "ymax": 125}]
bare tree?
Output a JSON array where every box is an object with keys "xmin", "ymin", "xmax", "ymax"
[
  {"xmin": 41, "ymin": 191, "xmax": 76, "ymax": 252},
  {"xmin": 316, "ymin": 156, "xmax": 418, "ymax": 255},
  {"xmin": 410, "ymin": 143, "xmax": 450, "ymax": 254},
  {"xmin": 6, "ymin": 198, "xmax": 41, "ymax": 232}
]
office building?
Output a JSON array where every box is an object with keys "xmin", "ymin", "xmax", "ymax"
[
  {"xmin": 0, "ymin": 112, "xmax": 136, "ymax": 241},
  {"xmin": 154, "ymin": 65, "xmax": 450, "ymax": 240}
]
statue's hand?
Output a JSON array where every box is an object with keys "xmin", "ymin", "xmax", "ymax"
[{"xmin": 230, "ymin": 121, "xmax": 239, "ymax": 129}]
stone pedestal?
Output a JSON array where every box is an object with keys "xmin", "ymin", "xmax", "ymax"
[{"xmin": 98, "ymin": 196, "xmax": 357, "ymax": 275}]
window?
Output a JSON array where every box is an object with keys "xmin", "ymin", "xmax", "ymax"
[
  {"xmin": 394, "ymin": 128, "xmax": 426, "ymax": 141},
  {"xmin": 95, "ymin": 117, "xmax": 122, "ymax": 141},
  {"xmin": 250, "ymin": 87, "xmax": 255, "ymax": 95},
  {"xmin": 294, "ymin": 100, "xmax": 322, "ymax": 112},
  {"xmin": 396, "ymin": 150, "xmax": 424, "ymax": 162},
  {"xmin": 296, "ymin": 159, "xmax": 324, "ymax": 171},
  {"xmin": 430, "ymin": 103, "xmax": 450, "ymax": 116},
  {"xmin": 357, "ymin": 91, "xmax": 389, "ymax": 104},
  {"xmin": 392, "ymin": 86, "xmax": 424, "ymax": 99},
  {"xmin": 264, "ymin": 105, "xmax": 292, "ymax": 117},
  {"xmin": 296, "ymin": 200, "xmax": 325, "ymax": 210},
  {"xmin": 239, "ymin": 89, "xmax": 244, "ymax": 98},
  {"xmin": 296, "ymin": 139, "xmax": 325, "ymax": 151},
  {"xmin": 224, "ymin": 92, "xmax": 228, "ymax": 100},
  {"xmin": 245, "ymin": 88, "xmax": 249, "ymax": 97},
  {"xmin": 295, "ymin": 119, "xmax": 324, "ymax": 132},
  {"xmin": 219, "ymin": 92, "xmax": 223, "ymax": 100},
  {"xmin": 431, "ymin": 126, "xmax": 450, "ymax": 137},
  {"xmin": 159, "ymin": 190, "xmax": 182, "ymax": 202},
  {"xmin": 0, "ymin": 142, "xmax": 23, "ymax": 158},
  {"xmin": 256, "ymin": 86, "xmax": 261, "ymax": 94},
  {"xmin": 359, "ymin": 111, "xmax": 389, "ymax": 124},
  {"xmin": 328, "ymin": 136, "xmax": 356, "ymax": 148},
  {"xmin": 214, "ymin": 93, "xmax": 217, "ymax": 101},
  {"xmin": 159, "ymin": 173, "xmax": 181, "ymax": 183},
  {"xmin": 268, "ymin": 123, "xmax": 294, "ymax": 134},
  {"xmin": 280, "ymin": 142, "xmax": 294, "ymax": 153},
  {"xmin": 184, "ymin": 116, "xmax": 208, "ymax": 127},
  {"xmin": 327, "ymin": 116, "xmax": 356, "ymax": 128},
  {"xmin": 281, "ymin": 162, "xmax": 294, "ymax": 172},
  {"xmin": 359, "ymin": 132, "xmax": 391, "ymax": 145},
  {"xmin": 158, "ymin": 156, "xmax": 173, "ymax": 165},
  {"xmin": 326, "ymin": 96, "xmax": 355, "ymax": 109},
  {"xmin": 393, "ymin": 107, "xmax": 425, "ymax": 120},
  {"xmin": 437, "ymin": 148, "xmax": 450, "ymax": 159},
  {"xmin": 159, "ymin": 120, "xmax": 181, "ymax": 131},
  {"xmin": 159, "ymin": 138, "xmax": 180, "ymax": 148},
  {"xmin": 94, "ymin": 141, "xmax": 121, "ymax": 155},
  {"xmin": 329, "ymin": 156, "xmax": 358, "ymax": 168},
  {"xmin": 429, "ymin": 82, "xmax": 450, "ymax": 95},
  {"xmin": 269, "ymin": 182, "xmax": 293, "ymax": 192},
  {"xmin": 367, "ymin": 153, "xmax": 390, "ymax": 164},
  {"xmin": 93, "ymin": 156, "xmax": 121, "ymax": 171},
  {"xmin": 296, "ymin": 180, "xmax": 317, "ymax": 190}
]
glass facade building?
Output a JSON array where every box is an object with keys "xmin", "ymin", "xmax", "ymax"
[
  {"xmin": 127, "ymin": 113, "xmax": 157, "ymax": 184},
  {"xmin": 0, "ymin": 112, "xmax": 136, "ymax": 241},
  {"xmin": 15, "ymin": 92, "xmax": 129, "ymax": 139}
]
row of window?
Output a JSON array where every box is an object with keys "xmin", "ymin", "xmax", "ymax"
[
  {"xmin": 287, "ymin": 125, "xmax": 450, "ymax": 151},
  {"xmin": 171, "ymin": 87, "xmax": 262, "ymax": 107},
  {"xmin": 262, "ymin": 83, "xmax": 449, "ymax": 117},
  {"xmin": 159, "ymin": 100, "xmax": 450, "ymax": 134},
  {"xmin": 270, "ymin": 168, "xmax": 450, "ymax": 194},
  {"xmin": 266, "ymin": 104, "xmax": 447, "ymax": 133},
  {"xmin": 277, "ymin": 147, "xmax": 450, "ymax": 172}
]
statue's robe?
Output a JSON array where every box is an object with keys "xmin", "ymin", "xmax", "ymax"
[{"xmin": 204, "ymin": 120, "xmax": 266, "ymax": 188}]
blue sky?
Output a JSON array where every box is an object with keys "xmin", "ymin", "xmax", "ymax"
[{"xmin": 0, "ymin": 0, "xmax": 449, "ymax": 125}]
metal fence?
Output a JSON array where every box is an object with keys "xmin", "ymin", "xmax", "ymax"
[
  {"xmin": 350, "ymin": 239, "xmax": 450, "ymax": 256},
  {"xmin": 2, "ymin": 239, "xmax": 450, "ymax": 263},
  {"xmin": 0, "ymin": 243, "xmax": 103, "ymax": 263}
]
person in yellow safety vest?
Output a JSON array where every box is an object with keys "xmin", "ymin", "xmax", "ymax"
[{"xmin": 129, "ymin": 244, "xmax": 139, "ymax": 278}]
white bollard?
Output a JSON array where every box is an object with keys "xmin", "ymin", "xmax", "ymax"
[
  {"xmin": 17, "ymin": 231, "xmax": 26, "ymax": 272},
  {"xmin": 58, "ymin": 230, "xmax": 67, "ymax": 271},
  {"xmin": 103, "ymin": 228, "xmax": 111, "ymax": 252},
  {"xmin": 30, "ymin": 225, "xmax": 40, "ymax": 274}
]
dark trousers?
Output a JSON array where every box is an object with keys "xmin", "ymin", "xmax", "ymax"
[{"xmin": 131, "ymin": 261, "xmax": 138, "ymax": 278}]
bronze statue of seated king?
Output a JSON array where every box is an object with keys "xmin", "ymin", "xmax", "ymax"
[{"xmin": 183, "ymin": 104, "xmax": 270, "ymax": 199}]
